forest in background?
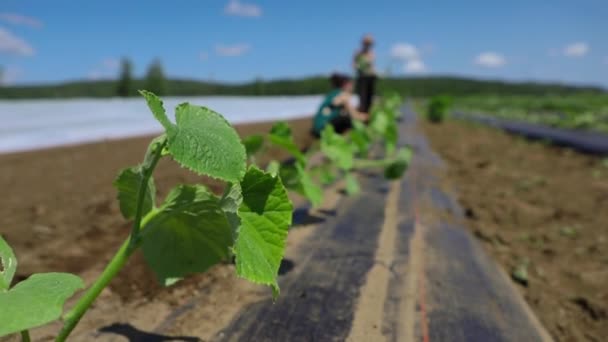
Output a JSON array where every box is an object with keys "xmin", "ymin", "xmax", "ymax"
[{"xmin": 1, "ymin": 75, "xmax": 605, "ymax": 99}]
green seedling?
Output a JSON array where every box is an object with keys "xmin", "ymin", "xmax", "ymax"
[
  {"xmin": 242, "ymin": 134, "xmax": 265, "ymax": 163},
  {"xmin": 511, "ymin": 258, "xmax": 530, "ymax": 286},
  {"xmin": 1, "ymin": 91, "xmax": 293, "ymax": 341},
  {"xmin": 252, "ymin": 93, "xmax": 412, "ymax": 206},
  {"xmin": 559, "ymin": 226, "xmax": 578, "ymax": 238},
  {"xmin": 427, "ymin": 95, "xmax": 452, "ymax": 123}
]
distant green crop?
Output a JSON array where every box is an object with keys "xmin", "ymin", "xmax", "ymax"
[
  {"xmin": 453, "ymin": 94, "xmax": 608, "ymax": 133},
  {"xmin": 0, "ymin": 90, "xmax": 412, "ymax": 341},
  {"xmin": 246, "ymin": 93, "xmax": 413, "ymax": 199},
  {"xmin": 427, "ymin": 95, "xmax": 452, "ymax": 123}
]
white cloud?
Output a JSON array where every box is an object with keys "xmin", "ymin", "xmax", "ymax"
[
  {"xmin": 563, "ymin": 42, "xmax": 589, "ymax": 57},
  {"xmin": 474, "ymin": 52, "xmax": 506, "ymax": 68},
  {"xmin": 0, "ymin": 13, "xmax": 42, "ymax": 28},
  {"xmin": 390, "ymin": 43, "xmax": 420, "ymax": 61},
  {"xmin": 0, "ymin": 65, "xmax": 22, "ymax": 85},
  {"xmin": 0, "ymin": 27, "xmax": 34, "ymax": 56},
  {"xmin": 390, "ymin": 42, "xmax": 428, "ymax": 74},
  {"xmin": 215, "ymin": 44, "xmax": 251, "ymax": 57},
  {"xmin": 199, "ymin": 52, "xmax": 209, "ymax": 61},
  {"xmin": 225, "ymin": 0, "xmax": 262, "ymax": 17},
  {"xmin": 405, "ymin": 59, "xmax": 426, "ymax": 73}
]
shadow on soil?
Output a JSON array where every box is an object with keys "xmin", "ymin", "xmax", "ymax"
[{"xmin": 98, "ymin": 323, "xmax": 201, "ymax": 342}]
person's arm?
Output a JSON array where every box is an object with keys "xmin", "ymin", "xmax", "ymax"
[{"xmin": 333, "ymin": 92, "xmax": 369, "ymax": 121}]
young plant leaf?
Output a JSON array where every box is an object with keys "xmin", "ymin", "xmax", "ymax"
[
  {"xmin": 139, "ymin": 90, "xmax": 173, "ymax": 130},
  {"xmin": 0, "ymin": 273, "xmax": 84, "ymax": 337},
  {"xmin": 166, "ymin": 103, "xmax": 247, "ymax": 183},
  {"xmin": 370, "ymin": 111, "xmax": 389, "ymax": 135},
  {"xmin": 384, "ymin": 147, "xmax": 413, "ymax": 180},
  {"xmin": 113, "ymin": 167, "xmax": 156, "ymax": 220},
  {"xmin": 345, "ymin": 173, "xmax": 360, "ymax": 195},
  {"xmin": 321, "ymin": 125, "xmax": 354, "ymax": 170},
  {"xmin": 296, "ymin": 163, "xmax": 323, "ymax": 207},
  {"xmin": 312, "ymin": 164, "xmax": 337, "ymax": 185},
  {"xmin": 234, "ymin": 167, "xmax": 292, "ymax": 296},
  {"xmin": 350, "ymin": 121, "xmax": 371, "ymax": 156},
  {"xmin": 0, "ymin": 235, "xmax": 17, "ymax": 291},
  {"xmin": 242, "ymin": 134, "xmax": 265, "ymax": 158},
  {"xmin": 268, "ymin": 122, "xmax": 306, "ymax": 164},
  {"xmin": 384, "ymin": 121, "xmax": 398, "ymax": 156},
  {"xmin": 141, "ymin": 185, "xmax": 233, "ymax": 286},
  {"xmin": 277, "ymin": 163, "xmax": 301, "ymax": 191}
]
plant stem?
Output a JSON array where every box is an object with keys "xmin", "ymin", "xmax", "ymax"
[
  {"xmin": 55, "ymin": 239, "xmax": 135, "ymax": 342},
  {"xmin": 55, "ymin": 137, "xmax": 166, "ymax": 342},
  {"xmin": 129, "ymin": 137, "xmax": 167, "ymax": 247},
  {"xmin": 20, "ymin": 330, "xmax": 31, "ymax": 342},
  {"xmin": 352, "ymin": 158, "xmax": 390, "ymax": 169}
]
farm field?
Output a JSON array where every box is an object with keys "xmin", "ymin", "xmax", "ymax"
[
  {"xmin": 453, "ymin": 94, "xmax": 608, "ymax": 133},
  {"xmin": 0, "ymin": 118, "xmax": 319, "ymax": 341},
  {"xmin": 423, "ymin": 118, "xmax": 608, "ymax": 341}
]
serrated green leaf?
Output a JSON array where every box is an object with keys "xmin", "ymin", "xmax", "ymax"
[
  {"xmin": 141, "ymin": 185, "xmax": 233, "ymax": 286},
  {"xmin": 321, "ymin": 125, "xmax": 354, "ymax": 170},
  {"xmin": 235, "ymin": 167, "xmax": 292, "ymax": 296},
  {"xmin": 384, "ymin": 147, "xmax": 413, "ymax": 180},
  {"xmin": 268, "ymin": 122, "xmax": 306, "ymax": 164},
  {"xmin": 166, "ymin": 103, "xmax": 246, "ymax": 182},
  {"xmin": 242, "ymin": 134, "xmax": 264, "ymax": 158},
  {"xmin": 345, "ymin": 173, "xmax": 360, "ymax": 195},
  {"xmin": 113, "ymin": 167, "xmax": 156, "ymax": 220},
  {"xmin": 139, "ymin": 90, "xmax": 173, "ymax": 130},
  {"xmin": 0, "ymin": 273, "xmax": 84, "ymax": 337},
  {"xmin": 0, "ymin": 235, "xmax": 17, "ymax": 291}
]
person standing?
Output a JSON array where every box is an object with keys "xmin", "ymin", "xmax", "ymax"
[{"xmin": 353, "ymin": 34, "xmax": 376, "ymax": 113}]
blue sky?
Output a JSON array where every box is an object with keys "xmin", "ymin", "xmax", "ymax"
[{"xmin": 0, "ymin": 0, "xmax": 607, "ymax": 87}]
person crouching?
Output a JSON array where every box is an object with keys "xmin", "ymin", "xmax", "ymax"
[{"xmin": 311, "ymin": 73, "xmax": 368, "ymax": 138}]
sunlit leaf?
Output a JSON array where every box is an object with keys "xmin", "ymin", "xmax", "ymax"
[{"xmin": 234, "ymin": 167, "xmax": 292, "ymax": 296}]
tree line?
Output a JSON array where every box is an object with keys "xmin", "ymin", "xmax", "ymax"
[{"xmin": 0, "ymin": 59, "xmax": 605, "ymax": 99}]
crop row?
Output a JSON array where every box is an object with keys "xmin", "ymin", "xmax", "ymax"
[{"xmin": 0, "ymin": 91, "xmax": 411, "ymax": 341}]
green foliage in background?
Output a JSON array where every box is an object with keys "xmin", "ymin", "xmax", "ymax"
[
  {"xmin": 1, "ymin": 75, "xmax": 604, "ymax": 99},
  {"xmin": 453, "ymin": 94, "xmax": 608, "ymax": 133},
  {"xmin": 116, "ymin": 58, "xmax": 134, "ymax": 97},
  {"xmin": 427, "ymin": 95, "xmax": 452, "ymax": 123}
]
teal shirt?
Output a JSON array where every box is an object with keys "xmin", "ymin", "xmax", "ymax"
[{"xmin": 312, "ymin": 89, "xmax": 344, "ymax": 135}]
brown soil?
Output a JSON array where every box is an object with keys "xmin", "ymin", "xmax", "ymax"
[
  {"xmin": 0, "ymin": 117, "xmax": 320, "ymax": 341},
  {"xmin": 422, "ymin": 119, "xmax": 608, "ymax": 342}
]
